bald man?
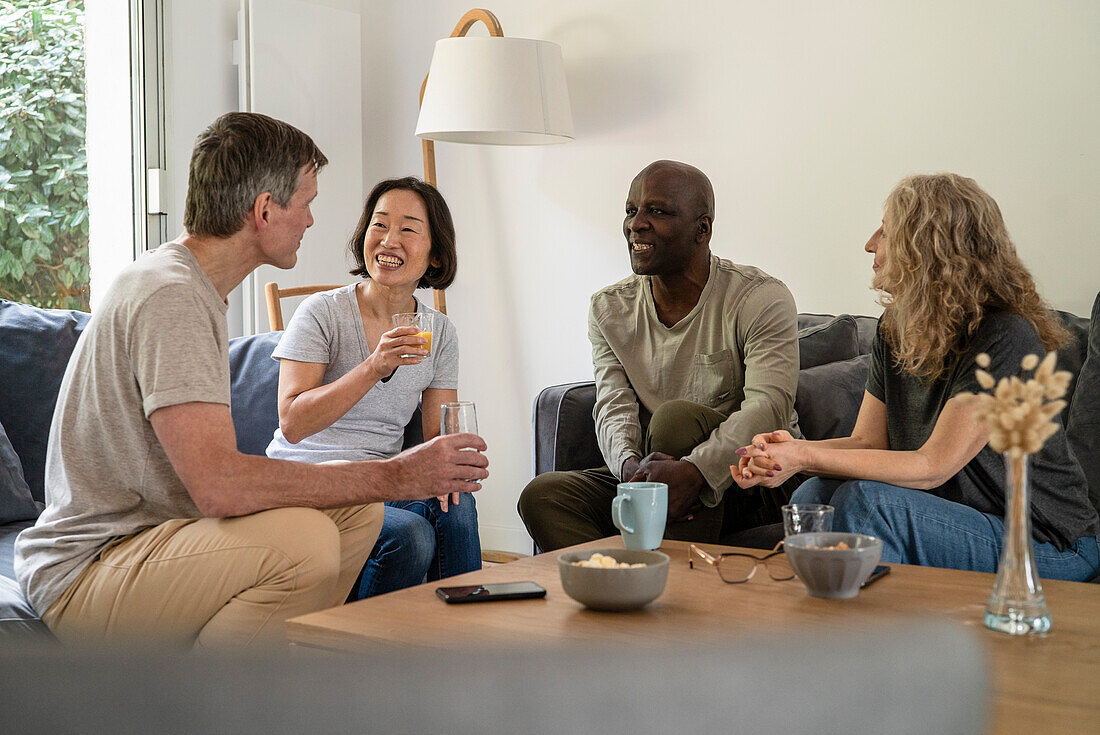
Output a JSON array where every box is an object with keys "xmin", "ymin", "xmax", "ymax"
[{"xmin": 518, "ymin": 160, "xmax": 801, "ymax": 550}]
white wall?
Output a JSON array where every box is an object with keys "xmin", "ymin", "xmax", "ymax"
[
  {"xmin": 164, "ymin": 0, "xmax": 242, "ymax": 329},
  {"xmin": 359, "ymin": 0, "xmax": 1100, "ymax": 553},
  {"xmin": 162, "ymin": 0, "xmax": 1100, "ymax": 553},
  {"xmin": 165, "ymin": 0, "xmax": 361, "ymax": 335}
]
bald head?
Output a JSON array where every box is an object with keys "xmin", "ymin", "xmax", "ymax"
[
  {"xmin": 632, "ymin": 160, "xmax": 715, "ymax": 221},
  {"xmin": 623, "ymin": 160, "xmax": 715, "ymax": 278}
]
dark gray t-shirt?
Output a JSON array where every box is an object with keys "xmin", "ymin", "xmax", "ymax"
[{"xmin": 868, "ymin": 310, "xmax": 1098, "ymax": 551}]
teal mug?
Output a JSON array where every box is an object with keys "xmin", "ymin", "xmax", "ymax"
[{"xmin": 612, "ymin": 482, "xmax": 668, "ymax": 550}]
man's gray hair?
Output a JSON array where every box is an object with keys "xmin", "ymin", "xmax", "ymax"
[{"xmin": 183, "ymin": 112, "xmax": 328, "ymax": 238}]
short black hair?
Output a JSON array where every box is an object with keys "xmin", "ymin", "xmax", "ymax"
[{"xmin": 347, "ymin": 177, "xmax": 457, "ymax": 290}]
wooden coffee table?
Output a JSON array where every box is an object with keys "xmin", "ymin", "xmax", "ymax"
[{"xmin": 287, "ymin": 536, "xmax": 1100, "ymax": 735}]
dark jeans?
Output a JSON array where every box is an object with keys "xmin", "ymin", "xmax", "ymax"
[
  {"xmin": 518, "ymin": 400, "xmax": 790, "ymax": 552},
  {"xmin": 353, "ymin": 495, "xmax": 482, "ymax": 599},
  {"xmin": 792, "ymin": 478, "xmax": 1100, "ymax": 581}
]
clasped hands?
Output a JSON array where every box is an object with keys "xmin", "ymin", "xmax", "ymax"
[
  {"xmin": 622, "ymin": 453, "xmax": 705, "ymax": 522},
  {"xmin": 731, "ymin": 430, "xmax": 806, "ymax": 490}
]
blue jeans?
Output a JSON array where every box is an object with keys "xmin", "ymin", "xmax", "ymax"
[
  {"xmin": 790, "ymin": 478, "xmax": 1099, "ymax": 582},
  {"xmin": 353, "ymin": 494, "xmax": 482, "ymax": 599}
]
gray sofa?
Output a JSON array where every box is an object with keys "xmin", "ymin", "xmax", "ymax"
[{"xmin": 532, "ymin": 305, "xmax": 1100, "ymax": 549}]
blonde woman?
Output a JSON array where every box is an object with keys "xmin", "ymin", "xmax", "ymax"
[{"xmin": 734, "ymin": 174, "xmax": 1098, "ymax": 580}]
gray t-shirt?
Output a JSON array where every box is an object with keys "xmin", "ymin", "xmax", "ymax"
[
  {"xmin": 265, "ymin": 286, "xmax": 458, "ymax": 462},
  {"xmin": 15, "ymin": 242, "xmax": 230, "ymax": 615},
  {"xmin": 867, "ymin": 310, "xmax": 1099, "ymax": 551}
]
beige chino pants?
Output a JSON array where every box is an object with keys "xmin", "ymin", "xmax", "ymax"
[{"xmin": 42, "ymin": 503, "xmax": 383, "ymax": 649}]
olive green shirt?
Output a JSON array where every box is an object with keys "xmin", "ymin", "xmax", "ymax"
[{"xmin": 588, "ymin": 255, "xmax": 801, "ymax": 506}]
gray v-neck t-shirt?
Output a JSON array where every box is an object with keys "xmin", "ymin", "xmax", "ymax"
[{"xmin": 265, "ymin": 285, "xmax": 458, "ymax": 463}]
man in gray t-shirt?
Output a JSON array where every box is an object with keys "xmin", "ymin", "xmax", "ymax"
[{"xmin": 14, "ymin": 113, "xmax": 488, "ymax": 647}]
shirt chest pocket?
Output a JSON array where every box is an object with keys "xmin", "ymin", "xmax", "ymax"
[{"xmin": 688, "ymin": 349, "xmax": 736, "ymax": 407}]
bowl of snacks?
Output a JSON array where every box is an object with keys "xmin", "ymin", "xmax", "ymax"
[
  {"xmin": 557, "ymin": 549, "xmax": 670, "ymax": 611},
  {"xmin": 783, "ymin": 532, "xmax": 883, "ymax": 599}
]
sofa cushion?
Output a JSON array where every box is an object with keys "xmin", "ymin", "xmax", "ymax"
[
  {"xmin": 796, "ymin": 355, "xmax": 870, "ymax": 441},
  {"xmin": 797, "ymin": 315, "xmax": 861, "ymax": 370},
  {"xmin": 1054, "ymin": 309, "xmax": 1090, "ymax": 426},
  {"xmin": 0, "ymin": 420, "xmax": 39, "ymax": 524},
  {"xmin": 1066, "ymin": 293, "xmax": 1100, "ymax": 519},
  {"xmin": 0, "ymin": 300, "xmax": 90, "ymax": 504},
  {"xmin": 229, "ymin": 331, "xmax": 283, "ymax": 456}
]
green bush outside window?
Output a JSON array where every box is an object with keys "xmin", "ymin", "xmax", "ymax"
[{"xmin": 0, "ymin": 0, "xmax": 89, "ymax": 310}]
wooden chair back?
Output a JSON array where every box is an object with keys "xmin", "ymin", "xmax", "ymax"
[{"xmin": 264, "ymin": 282, "xmax": 344, "ymax": 331}]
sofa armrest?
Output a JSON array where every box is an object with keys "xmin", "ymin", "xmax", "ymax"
[{"xmin": 532, "ymin": 382, "xmax": 602, "ymax": 476}]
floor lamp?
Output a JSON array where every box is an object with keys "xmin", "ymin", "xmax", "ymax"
[{"xmin": 414, "ymin": 8, "xmax": 574, "ymax": 314}]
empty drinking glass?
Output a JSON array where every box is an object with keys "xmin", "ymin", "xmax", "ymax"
[
  {"xmin": 782, "ymin": 504, "xmax": 834, "ymax": 537},
  {"xmin": 440, "ymin": 401, "xmax": 477, "ymax": 437}
]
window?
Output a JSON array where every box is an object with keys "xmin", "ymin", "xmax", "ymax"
[
  {"xmin": 0, "ymin": 0, "xmax": 165, "ymax": 312},
  {"xmin": 0, "ymin": 0, "xmax": 89, "ymax": 310}
]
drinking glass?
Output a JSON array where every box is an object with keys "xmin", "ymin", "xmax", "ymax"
[
  {"xmin": 440, "ymin": 401, "xmax": 477, "ymax": 436},
  {"xmin": 782, "ymin": 504, "xmax": 834, "ymax": 537},
  {"xmin": 440, "ymin": 402, "xmax": 478, "ymax": 496},
  {"xmin": 392, "ymin": 312, "xmax": 433, "ymax": 357}
]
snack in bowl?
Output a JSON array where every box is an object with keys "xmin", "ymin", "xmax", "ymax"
[
  {"xmin": 572, "ymin": 553, "xmax": 647, "ymax": 569},
  {"xmin": 783, "ymin": 532, "xmax": 882, "ymax": 599},
  {"xmin": 557, "ymin": 548, "xmax": 669, "ymax": 611},
  {"xmin": 806, "ymin": 541, "xmax": 850, "ymax": 550}
]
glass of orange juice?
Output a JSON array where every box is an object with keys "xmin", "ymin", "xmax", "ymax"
[{"xmin": 391, "ymin": 312, "xmax": 433, "ymax": 357}]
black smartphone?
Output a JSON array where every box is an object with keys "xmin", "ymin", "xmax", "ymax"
[
  {"xmin": 861, "ymin": 564, "xmax": 891, "ymax": 587},
  {"xmin": 436, "ymin": 581, "xmax": 547, "ymax": 604}
]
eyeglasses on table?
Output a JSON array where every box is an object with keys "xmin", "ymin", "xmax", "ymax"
[{"xmin": 688, "ymin": 542, "xmax": 795, "ymax": 583}]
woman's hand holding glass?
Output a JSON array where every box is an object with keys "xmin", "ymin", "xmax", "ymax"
[
  {"xmin": 732, "ymin": 430, "xmax": 806, "ymax": 489},
  {"xmin": 364, "ymin": 326, "xmax": 429, "ymax": 382}
]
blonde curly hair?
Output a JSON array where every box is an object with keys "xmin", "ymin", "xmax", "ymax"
[{"xmin": 875, "ymin": 173, "xmax": 1068, "ymax": 380}]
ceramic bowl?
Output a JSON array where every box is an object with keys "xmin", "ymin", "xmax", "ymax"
[
  {"xmin": 557, "ymin": 548, "xmax": 670, "ymax": 611},
  {"xmin": 783, "ymin": 532, "xmax": 883, "ymax": 599}
]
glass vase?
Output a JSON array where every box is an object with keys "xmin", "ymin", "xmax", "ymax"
[{"xmin": 984, "ymin": 452, "xmax": 1052, "ymax": 634}]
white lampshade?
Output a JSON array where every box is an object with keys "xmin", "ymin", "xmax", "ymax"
[{"xmin": 416, "ymin": 37, "xmax": 574, "ymax": 145}]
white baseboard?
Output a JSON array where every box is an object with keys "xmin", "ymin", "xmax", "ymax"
[{"xmin": 479, "ymin": 523, "xmax": 536, "ymax": 556}]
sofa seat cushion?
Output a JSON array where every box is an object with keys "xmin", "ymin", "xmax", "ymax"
[
  {"xmin": 0, "ymin": 300, "xmax": 90, "ymax": 504},
  {"xmin": 796, "ymin": 355, "xmax": 870, "ymax": 441},
  {"xmin": 0, "ymin": 573, "xmax": 53, "ymax": 643},
  {"xmin": 0, "ymin": 520, "xmax": 34, "ymax": 580},
  {"xmin": 797, "ymin": 315, "xmax": 861, "ymax": 370}
]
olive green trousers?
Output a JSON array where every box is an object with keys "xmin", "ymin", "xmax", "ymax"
[{"xmin": 518, "ymin": 400, "xmax": 787, "ymax": 552}]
